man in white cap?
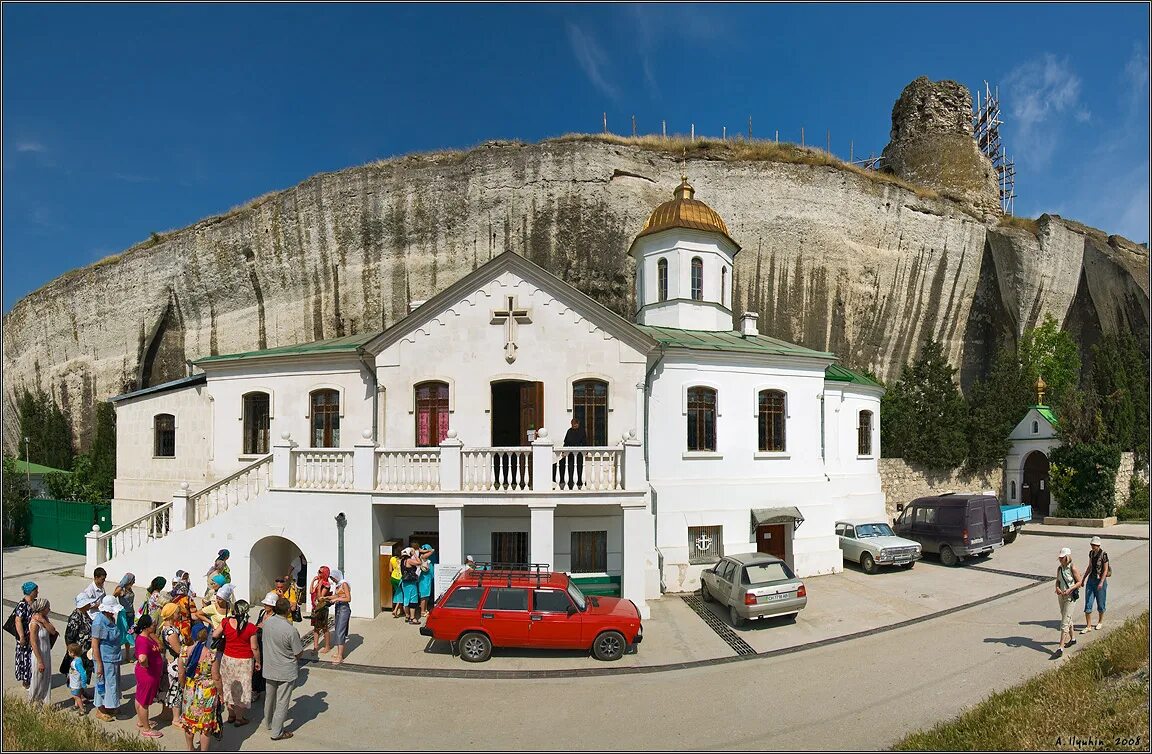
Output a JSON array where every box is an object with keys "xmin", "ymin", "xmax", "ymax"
[
  {"xmin": 1080, "ymin": 536, "xmax": 1111, "ymax": 633},
  {"xmin": 90, "ymin": 595, "xmax": 125, "ymax": 720},
  {"xmin": 1053, "ymin": 547, "xmax": 1082, "ymax": 657},
  {"xmin": 464, "ymin": 555, "xmax": 476, "ymax": 571}
]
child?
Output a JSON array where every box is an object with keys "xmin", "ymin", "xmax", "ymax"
[{"xmin": 66, "ymin": 642, "xmax": 89, "ymax": 714}]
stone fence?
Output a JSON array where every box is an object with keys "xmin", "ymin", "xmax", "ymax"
[
  {"xmin": 878, "ymin": 458, "xmax": 1003, "ymax": 521},
  {"xmin": 1114, "ymin": 452, "xmax": 1147, "ymax": 509}
]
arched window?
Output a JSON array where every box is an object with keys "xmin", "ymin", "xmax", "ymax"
[
  {"xmin": 858, "ymin": 410, "xmax": 873, "ymax": 456},
  {"xmin": 691, "ymin": 257, "xmax": 704, "ymax": 301},
  {"xmin": 687, "ymin": 386, "xmax": 717, "ymax": 451},
  {"xmin": 242, "ymin": 392, "xmax": 271, "ymax": 455},
  {"xmin": 657, "ymin": 258, "xmax": 668, "ymax": 303},
  {"xmin": 154, "ymin": 414, "xmax": 175, "ymax": 458},
  {"xmin": 1010, "ymin": 480, "xmax": 1017, "ymax": 500},
  {"xmin": 721, "ymin": 266, "xmax": 727, "ymax": 306},
  {"xmin": 758, "ymin": 390, "xmax": 786, "ymax": 452},
  {"xmin": 415, "ymin": 381, "xmax": 450, "ymax": 447},
  {"xmin": 572, "ymin": 379, "xmax": 608, "ymax": 446},
  {"xmin": 1031, "ymin": 420, "xmax": 1039, "ymax": 434},
  {"xmin": 310, "ymin": 389, "xmax": 340, "ymax": 448}
]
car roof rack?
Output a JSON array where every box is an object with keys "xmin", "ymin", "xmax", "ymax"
[{"xmin": 467, "ymin": 562, "xmax": 554, "ymax": 589}]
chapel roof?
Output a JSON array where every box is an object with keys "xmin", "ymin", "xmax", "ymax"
[
  {"xmin": 194, "ymin": 331, "xmax": 380, "ymax": 366},
  {"xmin": 630, "ymin": 178, "xmax": 741, "ymax": 252},
  {"xmin": 636, "ymin": 324, "xmax": 834, "ymax": 359}
]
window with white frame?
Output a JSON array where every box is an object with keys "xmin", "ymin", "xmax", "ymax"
[{"xmin": 688, "ymin": 525, "xmax": 723, "ymax": 564}]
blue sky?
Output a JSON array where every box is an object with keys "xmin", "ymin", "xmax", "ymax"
[{"xmin": 4, "ymin": 3, "xmax": 1148, "ymax": 311}]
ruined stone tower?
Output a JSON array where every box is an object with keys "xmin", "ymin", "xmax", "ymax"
[{"xmin": 881, "ymin": 76, "xmax": 1002, "ymax": 218}]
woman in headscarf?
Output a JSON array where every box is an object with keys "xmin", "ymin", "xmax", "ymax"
[
  {"xmin": 416, "ymin": 544, "xmax": 436, "ymax": 621},
  {"xmin": 141, "ymin": 576, "xmax": 166, "ymax": 622},
  {"xmin": 158, "ymin": 601, "xmax": 185, "ymax": 725},
  {"xmin": 132, "ymin": 614, "xmax": 164, "ymax": 738},
  {"xmin": 178, "ymin": 624, "xmax": 222, "ymax": 751},
  {"xmin": 214, "ymin": 600, "xmax": 260, "ymax": 726},
  {"xmin": 13, "ymin": 581, "xmax": 38, "ymax": 689},
  {"xmin": 328, "ymin": 569, "xmax": 352, "ymax": 664},
  {"xmin": 205, "ymin": 550, "xmax": 231, "ymax": 593},
  {"xmin": 27, "ymin": 597, "xmax": 57, "ymax": 704},
  {"xmin": 309, "ymin": 566, "xmax": 334, "ymax": 654},
  {"xmin": 168, "ymin": 582, "xmax": 196, "ymax": 644}
]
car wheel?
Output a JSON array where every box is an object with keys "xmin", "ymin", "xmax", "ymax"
[
  {"xmin": 939, "ymin": 545, "xmax": 959, "ymax": 567},
  {"xmin": 860, "ymin": 552, "xmax": 878, "ymax": 574},
  {"xmin": 902, "ymin": 561, "xmax": 916, "ymax": 569},
  {"xmin": 1003, "ymin": 530, "xmax": 1018, "ymax": 545},
  {"xmin": 700, "ymin": 581, "xmax": 713, "ymax": 602},
  {"xmin": 729, "ymin": 604, "xmax": 747, "ymax": 629},
  {"xmin": 592, "ymin": 630, "xmax": 627, "ymax": 661},
  {"xmin": 457, "ymin": 632, "xmax": 492, "ymax": 663}
]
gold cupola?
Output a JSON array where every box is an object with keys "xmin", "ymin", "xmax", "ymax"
[{"xmin": 629, "ymin": 177, "xmax": 741, "ymax": 252}]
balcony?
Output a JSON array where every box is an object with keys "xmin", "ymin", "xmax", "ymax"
[{"xmin": 275, "ymin": 427, "xmax": 646, "ymax": 496}]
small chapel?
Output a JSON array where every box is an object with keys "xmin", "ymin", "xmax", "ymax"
[{"xmin": 97, "ymin": 179, "xmax": 886, "ymax": 619}]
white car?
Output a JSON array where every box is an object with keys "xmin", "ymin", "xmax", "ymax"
[{"xmin": 835, "ymin": 519, "xmax": 921, "ymax": 574}]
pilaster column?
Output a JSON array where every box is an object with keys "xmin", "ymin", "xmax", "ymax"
[
  {"xmin": 635, "ymin": 381, "xmax": 646, "ymax": 448},
  {"xmin": 171, "ymin": 481, "xmax": 194, "ymax": 531},
  {"xmin": 622, "ymin": 503, "xmax": 652, "ymax": 618},
  {"xmin": 621, "ymin": 430, "xmax": 645, "ymax": 491},
  {"xmin": 529, "ymin": 504, "xmax": 555, "ymax": 568},
  {"xmin": 272, "ymin": 432, "xmax": 297, "ymax": 488},
  {"xmin": 531, "ymin": 427, "xmax": 555, "ymax": 492},
  {"xmin": 439, "ymin": 430, "xmax": 463, "ymax": 492},
  {"xmin": 437, "ymin": 505, "xmax": 464, "ymax": 566},
  {"xmin": 354, "ymin": 429, "xmax": 378, "ymax": 491},
  {"xmin": 85, "ymin": 525, "xmax": 106, "ymax": 575}
]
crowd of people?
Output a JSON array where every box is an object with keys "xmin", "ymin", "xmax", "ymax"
[
  {"xmin": 387, "ymin": 544, "xmax": 436, "ymax": 624},
  {"xmin": 8, "ymin": 549, "xmax": 330, "ymax": 748}
]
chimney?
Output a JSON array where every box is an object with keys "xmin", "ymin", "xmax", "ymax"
[{"xmin": 739, "ymin": 312, "xmax": 759, "ymax": 337}]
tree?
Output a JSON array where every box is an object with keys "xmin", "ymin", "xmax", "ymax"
[
  {"xmin": 1017, "ymin": 314, "xmax": 1081, "ymax": 405},
  {"xmin": 1089, "ymin": 332, "xmax": 1150, "ymax": 462},
  {"xmin": 1055, "ymin": 386, "xmax": 1105, "ymax": 447},
  {"xmin": 87, "ymin": 402, "xmax": 117, "ymax": 501},
  {"xmin": 2, "ymin": 455, "xmax": 31, "ymax": 544},
  {"xmin": 879, "ymin": 340, "xmax": 969, "ymax": 471},
  {"xmin": 16, "ymin": 389, "xmax": 74, "ymax": 471},
  {"xmin": 1049, "ymin": 443, "xmax": 1121, "ymax": 518},
  {"xmin": 964, "ymin": 344, "xmax": 1033, "ymax": 472}
]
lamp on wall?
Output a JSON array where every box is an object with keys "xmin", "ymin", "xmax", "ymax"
[{"xmin": 335, "ymin": 512, "xmax": 347, "ymax": 572}]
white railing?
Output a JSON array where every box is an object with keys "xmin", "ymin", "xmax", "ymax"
[
  {"xmin": 99, "ymin": 503, "xmax": 174, "ymax": 560},
  {"xmin": 552, "ymin": 447, "xmax": 623, "ymax": 491},
  {"xmin": 192, "ymin": 455, "xmax": 273, "ymax": 524},
  {"xmin": 462, "ymin": 447, "xmax": 533, "ymax": 491},
  {"xmin": 377, "ymin": 449, "xmax": 441, "ymax": 491},
  {"xmin": 293, "ymin": 449, "xmax": 355, "ymax": 490}
]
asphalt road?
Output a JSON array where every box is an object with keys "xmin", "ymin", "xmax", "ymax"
[{"xmin": 5, "ymin": 534, "xmax": 1147, "ymax": 750}]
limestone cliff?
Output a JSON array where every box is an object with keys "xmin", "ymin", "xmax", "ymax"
[{"xmin": 3, "ymin": 138, "xmax": 1148, "ymax": 451}]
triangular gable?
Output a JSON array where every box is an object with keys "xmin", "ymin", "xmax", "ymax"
[
  {"xmin": 1008, "ymin": 406, "xmax": 1060, "ymax": 442},
  {"xmin": 362, "ymin": 251, "xmax": 657, "ymax": 356}
]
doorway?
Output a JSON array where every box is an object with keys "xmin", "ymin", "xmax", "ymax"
[
  {"xmin": 756, "ymin": 524, "xmax": 788, "ymax": 561},
  {"xmin": 491, "ymin": 380, "xmax": 544, "ymax": 446},
  {"xmin": 1022, "ymin": 451, "xmax": 1051, "ymax": 517}
]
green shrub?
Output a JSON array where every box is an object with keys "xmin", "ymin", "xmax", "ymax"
[
  {"xmin": 1049, "ymin": 443, "xmax": 1122, "ymax": 518},
  {"xmin": 2, "ymin": 695, "xmax": 161, "ymax": 751},
  {"xmin": 1118, "ymin": 475, "xmax": 1150, "ymax": 522},
  {"xmin": 2, "ymin": 455, "xmax": 31, "ymax": 544}
]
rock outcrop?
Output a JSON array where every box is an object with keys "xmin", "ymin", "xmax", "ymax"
[{"xmin": 3, "ymin": 140, "xmax": 1148, "ymax": 453}]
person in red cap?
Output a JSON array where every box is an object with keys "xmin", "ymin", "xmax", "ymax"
[{"xmin": 309, "ymin": 566, "xmax": 334, "ymax": 654}]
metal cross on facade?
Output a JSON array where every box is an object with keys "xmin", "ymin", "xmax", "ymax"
[
  {"xmin": 695, "ymin": 531, "xmax": 713, "ymax": 552},
  {"xmin": 490, "ymin": 295, "xmax": 531, "ymax": 363}
]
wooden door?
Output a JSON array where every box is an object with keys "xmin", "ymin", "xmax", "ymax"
[
  {"xmin": 519, "ymin": 382, "xmax": 544, "ymax": 445},
  {"xmin": 756, "ymin": 524, "xmax": 787, "ymax": 560},
  {"xmin": 379, "ymin": 540, "xmax": 402, "ymax": 609}
]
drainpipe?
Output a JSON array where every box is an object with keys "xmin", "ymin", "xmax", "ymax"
[
  {"xmin": 335, "ymin": 512, "xmax": 347, "ymax": 572},
  {"xmin": 642, "ymin": 343, "xmax": 668, "ymax": 594},
  {"xmin": 356, "ymin": 348, "xmax": 378, "ymax": 442}
]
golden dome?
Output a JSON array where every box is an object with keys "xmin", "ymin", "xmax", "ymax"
[{"xmin": 631, "ymin": 178, "xmax": 740, "ymax": 252}]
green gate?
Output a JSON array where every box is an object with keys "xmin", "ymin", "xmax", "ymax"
[{"xmin": 28, "ymin": 499, "xmax": 112, "ymax": 555}]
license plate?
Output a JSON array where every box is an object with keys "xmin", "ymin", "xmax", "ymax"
[
  {"xmin": 760, "ymin": 593, "xmax": 789, "ymax": 603},
  {"xmin": 971, "ymin": 538, "xmax": 984, "ymax": 544}
]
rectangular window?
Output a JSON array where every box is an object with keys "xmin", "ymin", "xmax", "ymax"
[
  {"xmin": 150, "ymin": 501, "xmax": 170, "ymax": 538},
  {"xmin": 154, "ymin": 414, "xmax": 175, "ymax": 458},
  {"xmin": 758, "ymin": 391, "xmax": 786, "ymax": 452},
  {"xmin": 491, "ymin": 531, "xmax": 529, "ymax": 565},
  {"xmin": 482, "ymin": 587, "xmax": 529, "ymax": 611},
  {"xmin": 691, "ymin": 258, "xmax": 703, "ymax": 301},
  {"xmin": 686, "ymin": 387, "xmax": 717, "ymax": 451},
  {"xmin": 311, "ymin": 390, "xmax": 340, "ymax": 448},
  {"xmin": 415, "ymin": 382, "xmax": 450, "ymax": 447},
  {"xmin": 657, "ymin": 259, "xmax": 668, "ymax": 302},
  {"xmin": 243, "ymin": 393, "xmax": 270, "ymax": 455},
  {"xmin": 858, "ymin": 410, "xmax": 873, "ymax": 456},
  {"xmin": 443, "ymin": 586, "xmax": 484, "ymax": 609},
  {"xmin": 532, "ymin": 589, "xmax": 574, "ymax": 613},
  {"xmin": 572, "ymin": 380, "xmax": 608, "ymax": 446},
  {"xmin": 570, "ymin": 530, "xmax": 608, "ymax": 573},
  {"xmin": 688, "ymin": 525, "xmax": 723, "ymax": 564}
]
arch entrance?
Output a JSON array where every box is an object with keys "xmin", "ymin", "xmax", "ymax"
[
  {"xmin": 250, "ymin": 535, "xmax": 305, "ymax": 605},
  {"xmin": 1021, "ymin": 451, "xmax": 1051, "ymax": 517}
]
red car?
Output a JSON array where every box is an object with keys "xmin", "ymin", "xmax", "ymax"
[{"xmin": 420, "ymin": 567, "xmax": 643, "ymax": 662}]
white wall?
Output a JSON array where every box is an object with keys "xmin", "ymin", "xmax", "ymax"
[
  {"xmin": 375, "ymin": 270, "xmax": 648, "ymax": 449},
  {"xmin": 112, "ymin": 384, "xmax": 213, "ymax": 524},
  {"xmin": 632, "ymin": 230, "xmax": 736, "ymax": 331}
]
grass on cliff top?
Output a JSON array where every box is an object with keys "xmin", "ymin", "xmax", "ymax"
[
  {"xmin": 892, "ymin": 610, "xmax": 1149, "ymax": 751},
  {"xmin": 2, "ymin": 695, "xmax": 162, "ymax": 751},
  {"xmin": 999, "ymin": 214, "xmax": 1041, "ymax": 236}
]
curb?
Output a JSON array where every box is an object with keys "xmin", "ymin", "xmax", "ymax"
[{"xmin": 1022, "ymin": 529, "xmax": 1149, "ymax": 542}]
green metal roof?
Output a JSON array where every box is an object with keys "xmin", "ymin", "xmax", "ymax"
[
  {"xmin": 824, "ymin": 364, "xmax": 883, "ymax": 387},
  {"xmin": 1033, "ymin": 405, "xmax": 1059, "ymax": 427},
  {"xmin": 10, "ymin": 460, "xmax": 71, "ymax": 476},
  {"xmin": 635, "ymin": 325, "xmax": 835, "ymax": 359},
  {"xmin": 195, "ymin": 331, "xmax": 382, "ymax": 365}
]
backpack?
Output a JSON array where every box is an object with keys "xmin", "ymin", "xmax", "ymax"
[{"xmin": 401, "ymin": 561, "xmax": 418, "ymax": 583}]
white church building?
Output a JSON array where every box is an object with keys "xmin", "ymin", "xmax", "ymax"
[{"xmin": 94, "ymin": 179, "xmax": 886, "ymax": 619}]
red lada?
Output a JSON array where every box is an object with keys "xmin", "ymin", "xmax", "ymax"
[{"xmin": 420, "ymin": 567, "xmax": 643, "ymax": 662}]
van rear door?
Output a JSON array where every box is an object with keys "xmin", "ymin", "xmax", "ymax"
[
  {"xmin": 983, "ymin": 496, "xmax": 1004, "ymax": 544},
  {"xmin": 966, "ymin": 498, "xmax": 987, "ymax": 546}
]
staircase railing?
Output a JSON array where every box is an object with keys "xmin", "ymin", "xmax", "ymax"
[
  {"xmin": 95, "ymin": 502, "xmax": 174, "ymax": 561},
  {"xmin": 191, "ymin": 455, "xmax": 273, "ymax": 525}
]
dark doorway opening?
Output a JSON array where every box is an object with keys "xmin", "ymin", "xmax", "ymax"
[
  {"xmin": 490, "ymin": 381, "xmax": 544, "ymax": 446},
  {"xmin": 1022, "ymin": 451, "xmax": 1051, "ymax": 517}
]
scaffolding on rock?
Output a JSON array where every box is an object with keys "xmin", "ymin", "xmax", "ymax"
[{"xmin": 974, "ymin": 81, "xmax": 1017, "ymax": 215}]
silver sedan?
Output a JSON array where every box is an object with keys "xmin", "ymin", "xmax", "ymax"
[{"xmin": 699, "ymin": 552, "xmax": 807, "ymax": 628}]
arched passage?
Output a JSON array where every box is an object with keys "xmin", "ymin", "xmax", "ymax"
[
  {"xmin": 1021, "ymin": 451, "xmax": 1051, "ymax": 517},
  {"xmin": 250, "ymin": 535, "xmax": 305, "ymax": 605}
]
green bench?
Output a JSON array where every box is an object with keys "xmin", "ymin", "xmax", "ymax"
[{"xmin": 571, "ymin": 574, "xmax": 621, "ymax": 597}]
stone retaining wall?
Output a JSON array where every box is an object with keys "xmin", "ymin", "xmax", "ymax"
[
  {"xmin": 878, "ymin": 458, "xmax": 1003, "ymax": 520},
  {"xmin": 1114, "ymin": 451, "xmax": 1145, "ymax": 509}
]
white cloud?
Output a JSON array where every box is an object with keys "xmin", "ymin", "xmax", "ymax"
[
  {"xmin": 1002, "ymin": 54, "xmax": 1083, "ymax": 168},
  {"xmin": 566, "ymin": 22, "xmax": 618, "ymax": 101},
  {"xmin": 15, "ymin": 141, "xmax": 47, "ymax": 153}
]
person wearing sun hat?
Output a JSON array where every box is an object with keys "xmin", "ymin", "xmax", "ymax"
[
  {"xmin": 1079, "ymin": 535, "xmax": 1111, "ymax": 634},
  {"xmin": 1052, "ymin": 546, "xmax": 1082, "ymax": 658},
  {"xmin": 91, "ymin": 595, "xmax": 126, "ymax": 720}
]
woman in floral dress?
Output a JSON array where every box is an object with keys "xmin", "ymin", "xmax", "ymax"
[
  {"xmin": 158, "ymin": 602, "xmax": 185, "ymax": 725},
  {"xmin": 179, "ymin": 627, "xmax": 222, "ymax": 751},
  {"xmin": 12, "ymin": 582, "xmax": 38, "ymax": 689}
]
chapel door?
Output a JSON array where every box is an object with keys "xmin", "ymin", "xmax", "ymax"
[
  {"xmin": 519, "ymin": 382, "xmax": 544, "ymax": 445},
  {"xmin": 756, "ymin": 524, "xmax": 787, "ymax": 561},
  {"xmin": 1022, "ymin": 451, "xmax": 1051, "ymax": 517}
]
